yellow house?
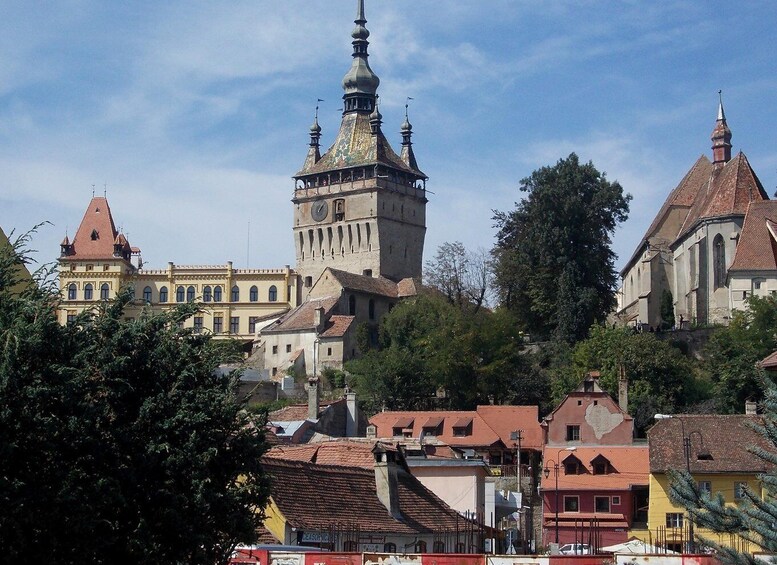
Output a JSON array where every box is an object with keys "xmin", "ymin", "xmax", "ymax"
[
  {"xmin": 58, "ymin": 196, "xmax": 300, "ymax": 348},
  {"xmin": 646, "ymin": 413, "xmax": 773, "ymax": 554}
]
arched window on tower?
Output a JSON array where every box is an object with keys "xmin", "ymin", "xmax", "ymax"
[
  {"xmin": 249, "ymin": 286, "xmax": 258, "ymax": 302},
  {"xmin": 714, "ymin": 234, "xmax": 726, "ymax": 289},
  {"xmin": 84, "ymin": 283, "xmax": 93, "ymax": 300},
  {"xmin": 349, "ymin": 294, "xmax": 356, "ymax": 316},
  {"xmin": 203, "ymin": 286, "xmax": 212, "ymax": 302},
  {"xmin": 268, "ymin": 285, "xmax": 277, "ymax": 302}
]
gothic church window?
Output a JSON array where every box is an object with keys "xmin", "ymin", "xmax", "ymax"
[
  {"xmin": 143, "ymin": 286, "xmax": 152, "ymax": 303},
  {"xmin": 186, "ymin": 286, "xmax": 195, "ymax": 302},
  {"xmin": 159, "ymin": 286, "xmax": 168, "ymax": 303},
  {"xmin": 101, "ymin": 283, "xmax": 110, "ymax": 300},
  {"xmin": 713, "ymin": 234, "xmax": 726, "ymax": 289},
  {"xmin": 213, "ymin": 286, "xmax": 222, "ymax": 302},
  {"xmin": 231, "ymin": 285, "xmax": 239, "ymax": 302},
  {"xmin": 203, "ymin": 286, "xmax": 212, "ymax": 302},
  {"xmin": 249, "ymin": 286, "xmax": 258, "ymax": 302},
  {"xmin": 269, "ymin": 285, "xmax": 278, "ymax": 302},
  {"xmin": 84, "ymin": 283, "xmax": 93, "ymax": 300},
  {"xmin": 176, "ymin": 286, "xmax": 185, "ymax": 302},
  {"xmin": 68, "ymin": 283, "xmax": 77, "ymax": 300}
]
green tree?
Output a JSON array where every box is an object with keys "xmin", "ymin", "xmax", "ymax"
[
  {"xmin": 703, "ymin": 295, "xmax": 777, "ymax": 413},
  {"xmin": 424, "ymin": 241, "xmax": 493, "ymax": 312},
  {"xmin": 0, "ymin": 235, "xmax": 270, "ymax": 564},
  {"xmin": 668, "ymin": 381, "xmax": 777, "ymax": 564},
  {"xmin": 492, "ymin": 153, "xmax": 631, "ymax": 343},
  {"xmin": 660, "ymin": 289, "xmax": 676, "ymax": 330}
]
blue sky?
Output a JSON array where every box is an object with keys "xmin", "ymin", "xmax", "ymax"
[{"xmin": 1, "ymin": 1, "xmax": 776, "ymax": 275}]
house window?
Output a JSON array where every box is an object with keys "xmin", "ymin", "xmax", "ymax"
[
  {"xmin": 159, "ymin": 286, "xmax": 168, "ymax": 303},
  {"xmin": 272, "ymin": 367, "xmax": 277, "ymax": 376},
  {"xmin": 349, "ymin": 294, "xmax": 356, "ymax": 315},
  {"xmin": 103, "ymin": 264, "xmax": 109, "ymax": 271},
  {"xmin": 66, "ymin": 310, "xmax": 77, "ymax": 324},
  {"xmin": 272, "ymin": 345, "xmax": 278, "ymax": 355},
  {"xmin": 564, "ymin": 461, "xmax": 579, "ymax": 475},
  {"xmin": 383, "ymin": 543, "xmax": 396, "ymax": 553},
  {"xmin": 231, "ymin": 285, "xmax": 239, "ymax": 301},
  {"xmin": 612, "ymin": 496, "xmax": 621, "ymax": 505},
  {"xmin": 566, "ymin": 425, "xmax": 580, "ymax": 441},
  {"xmin": 327, "ymin": 347, "xmax": 332, "ymax": 356},
  {"xmin": 213, "ymin": 286, "xmax": 222, "ymax": 302},
  {"xmin": 368, "ymin": 299, "xmax": 375, "ymax": 320},
  {"xmin": 230, "ymin": 316, "xmax": 239, "ymax": 334},
  {"xmin": 593, "ymin": 461, "xmax": 608, "ymax": 475},
  {"xmin": 564, "ymin": 496, "xmax": 580, "ymax": 512},
  {"xmin": 86, "ymin": 264, "xmax": 93, "ymax": 271},
  {"xmin": 193, "ymin": 316, "xmax": 203, "ymax": 333},
  {"xmin": 143, "ymin": 286, "xmax": 152, "ymax": 303},
  {"xmin": 286, "ymin": 344, "xmax": 292, "ymax": 353},
  {"xmin": 433, "ymin": 541, "xmax": 445, "ymax": 553},
  {"xmin": 305, "ymin": 276, "xmax": 312, "ymax": 288},
  {"xmin": 84, "ymin": 283, "xmax": 93, "ymax": 300},
  {"xmin": 666, "ymin": 513, "xmax": 683, "ymax": 528},
  {"xmin": 67, "ymin": 283, "xmax": 77, "ymax": 300},
  {"xmin": 249, "ymin": 285, "xmax": 258, "ymax": 302},
  {"xmin": 186, "ymin": 286, "xmax": 195, "ymax": 302},
  {"xmin": 249, "ymin": 317, "xmax": 259, "ymax": 333},
  {"xmin": 213, "ymin": 316, "xmax": 223, "ymax": 333},
  {"xmin": 734, "ymin": 481, "xmax": 748, "ymax": 500},
  {"xmin": 268, "ymin": 285, "xmax": 277, "ymax": 302},
  {"xmin": 452, "ymin": 425, "xmax": 471, "ymax": 437},
  {"xmin": 697, "ymin": 481, "xmax": 712, "ymax": 494},
  {"xmin": 176, "ymin": 286, "xmax": 185, "ymax": 302},
  {"xmin": 414, "ymin": 540, "xmax": 427, "ymax": 553},
  {"xmin": 203, "ymin": 286, "xmax": 212, "ymax": 302},
  {"xmin": 595, "ymin": 496, "xmax": 610, "ymax": 512},
  {"xmin": 100, "ymin": 283, "xmax": 110, "ymax": 300}
]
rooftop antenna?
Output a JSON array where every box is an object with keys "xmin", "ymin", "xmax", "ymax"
[
  {"xmin": 316, "ymin": 98, "xmax": 324, "ymax": 119},
  {"xmin": 103, "ymin": 182, "xmax": 107, "ymax": 197},
  {"xmin": 405, "ymin": 96, "xmax": 414, "ymax": 118},
  {"xmin": 91, "ymin": 184, "xmax": 95, "ymax": 197}
]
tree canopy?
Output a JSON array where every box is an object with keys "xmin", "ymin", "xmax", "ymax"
[
  {"xmin": 424, "ymin": 241, "xmax": 493, "ymax": 313},
  {"xmin": 492, "ymin": 153, "xmax": 631, "ymax": 343},
  {"xmin": 0, "ymin": 234, "xmax": 270, "ymax": 564}
]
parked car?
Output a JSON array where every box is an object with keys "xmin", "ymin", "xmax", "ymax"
[{"xmin": 558, "ymin": 543, "xmax": 591, "ymax": 555}]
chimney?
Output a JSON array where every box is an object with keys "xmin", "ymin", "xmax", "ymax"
[
  {"xmin": 366, "ymin": 424, "xmax": 377, "ymax": 439},
  {"xmin": 305, "ymin": 376, "xmax": 320, "ymax": 421},
  {"xmin": 373, "ymin": 446, "xmax": 402, "ymax": 519},
  {"xmin": 314, "ymin": 306, "xmax": 325, "ymax": 333},
  {"xmin": 618, "ymin": 364, "xmax": 628, "ymax": 413},
  {"xmin": 346, "ymin": 388, "xmax": 358, "ymax": 437},
  {"xmin": 746, "ymin": 400, "xmax": 757, "ymax": 415}
]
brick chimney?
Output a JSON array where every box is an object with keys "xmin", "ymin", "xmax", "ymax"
[
  {"xmin": 745, "ymin": 399, "xmax": 757, "ymax": 415},
  {"xmin": 373, "ymin": 445, "xmax": 402, "ymax": 519},
  {"xmin": 305, "ymin": 376, "xmax": 320, "ymax": 421}
]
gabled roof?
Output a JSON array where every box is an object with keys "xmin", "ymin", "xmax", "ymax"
[
  {"xmin": 677, "ymin": 152, "xmax": 768, "ymax": 240},
  {"xmin": 63, "ymin": 196, "xmax": 132, "ymax": 260},
  {"xmin": 760, "ymin": 350, "xmax": 777, "ymax": 370},
  {"xmin": 325, "ymin": 268, "xmax": 403, "ymax": 297},
  {"xmin": 728, "ymin": 200, "xmax": 777, "ymax": 272},
  {"xmin": 264, "ymin": 440, "xmax": 387, "ymax": 469},
  {"xmin": 261, "ymin": 296, "xmax": 338, "ymax": 334},
  {"xmin": 319, "ymin": 314, "xmax": 355, "ymax": 338},
  {"xmin": 648, "ymin": 415, "xmax": 774, "ymax": 474},
  {"xmin": 542, "ymin": 445, "xmax": 649, "ymax": 491},
  {"xmin": 261, "ymin": 458, "xmax": 463, "ymax": 535},
  {"xmin": 369, "ymin": 406, "xmax": 542, "ymax": 451},
  {"xmin": 295, "ymin": 112, "xmax": 425, "ymax": 179},
  {"xmin": 268, "ymin": 399, "xmax": 344, "ymax": 422}
]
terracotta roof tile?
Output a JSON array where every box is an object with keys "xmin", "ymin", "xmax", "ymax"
[
  {"xmin": 542, "ymin": 445, "xmax": 649, "ymax": 491},
  {"xmin": 320, "ymin": 315, "xmax": 355, "ymax": 338},
  {"xmin": 325, "ymin": 268, "xmax": 401, "ymax": 297},
  {"xmin": 269, "ymin": 399, "xmax": 344, "ymax": 422},
  {"xmin": 648, "ymin": 414, "xmax": 775, "ymax": 473},
  {"xmin": 265, "ymin": 440, "xmax": 381, "ymax": 469},
  {"xmin": 64, "ymin": 197, "xmax": 131, "ymax": 260},
  {"xmin": 262, "ymin": 458, "xmax": 463, "ymax": 534},
  {"xmin": 262, "ymin": 296, "xmax": 338, "ymax": 333},
  {"xmin": 370, "ymin": 406, "xmax": 542, "ymax": 451},
  {"xmin": 728, "ymin": 200, "xmax": 777, "ymax": 272},
  {"xmin": 760, "ymin": 350, "xmax": 777, "ymax": 370}
]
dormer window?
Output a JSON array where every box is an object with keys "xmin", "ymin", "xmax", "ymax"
[
  {"xmin": 452, "ymin": 417, "xmax": 473, "ymax": 437},
  {"xmin": 591, "ymin": 454, "xmax": 614, "ymax": 475},
  {"xmin": 392, "ymin": 417, "xmax": 414, "ymax": 438},
  {"xmin": 90, "ymin": 229, "xmax": 99, "ymax": 240},
  {"xmin": 563, "ymin": 454, "xmax": 584, "ymax": 475},
  {"xmin": 422, "ymin": 416, "xmax": 443, "ymax": 438}
]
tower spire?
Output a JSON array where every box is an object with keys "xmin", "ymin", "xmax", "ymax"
[
  {"xmin": 711, "ymin": 90, "xmax": 732, "ymax": 165},
  {"xmin": 341, "ymin": 0, "xmax": 380, "ymax": 114},
  {"xmin": 303, "ymin": 100, "xmax": 323, "ymax": 169},
  {"xmin": 400, "ymin": 97, "xmax": 419, "ymax": 170}
]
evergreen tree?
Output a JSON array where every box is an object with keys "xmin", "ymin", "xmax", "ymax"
[
  {"xmin": 492, "ymin": 153, "xmax": 631, "ymax": 343},
  {"xmin": 0, "ymin": 234, "xmax": 270, "ymax": 564},
  {"xmin": 668, "ymin": 382, "xmax": 777, "ymax": 565},
  {"xmin": 661, "ymin": 289, "xmax": 676, "ymax": 330}
]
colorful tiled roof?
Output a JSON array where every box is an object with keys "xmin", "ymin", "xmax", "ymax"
[
  {"xmin": 541, "ymin": 445, "xmax": 649, "ymax": 491},
  {"xmin": 728, "ymin": 201, "xmax": 777, "ymax": 272},
  {"xmin": 369, "ymin": 406, "xmax": 542, "ymax": 451},
  {"xmin": 63, "ymin": 196, "xmax": 131, "ymax": 260},
  {"xmin": 295, "ymin": 112, "xmax": 425, "ymax": 179},
  {"xmin": 261, "ymin": 458, "xmax": 463, "ymax": 534},
  {"xmin": 648, "ymin": 415, "xmax": 775, "ymax": 474}
]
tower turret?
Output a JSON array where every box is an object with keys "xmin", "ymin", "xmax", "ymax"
[
  {"xmin": 711, "ymin": 90, "xmax": 732, "ymax": 165},
  {"xmin": 341, "ymin": 0, "xmax": 380, "ymax": 114},
  {"xmin": 400, "ymin": 102, "xmax": 419, "ymax": 171}
]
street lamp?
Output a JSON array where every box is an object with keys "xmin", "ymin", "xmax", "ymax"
[
  {"xmin": 543, "ymin": 446, "xmax": 577, "ymax": 545},
  {"xmin": 655, "ymin": 414, "xmax": 705, "ymax": 554}
]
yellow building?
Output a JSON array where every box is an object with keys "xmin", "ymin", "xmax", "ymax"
[
  {"xmin": 646, "ymin": 413, "xmax": 772, "ymax": 553},
  {"xmin": 58, "ymin": 196, "xmax": 300, "ymax": 347}
]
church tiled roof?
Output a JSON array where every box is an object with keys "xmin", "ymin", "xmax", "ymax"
[
  {"xmin": 261, "ymin": 296, "xmax": 338, "ymax": 333},
  {"xmin": 63, "ymin": 196, "xmax": 132, "ymax": 260},
  {"xmin": 728, "ymin": 200, "xmax": 777, "ymax": 272}
]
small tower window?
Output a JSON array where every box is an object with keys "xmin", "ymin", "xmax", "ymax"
[
  {"xmin": 84, "ymin": 283, "xmax": 93, "ymax": 301},
  {"xmin": 249, "ymin": 285, "xmax": 258, "ymax": 302},
  {"xmin": 100, "ymin": 283, "xmax": 110, "ymax": 300},
  {"xmin": 213, "ymin": 286, "xmax": 222, "ymax": 302},
  {"xmin": 334, "ymin": 198, "xmax": 345, "ymax": 221},
  {"xmin": 203, "ymin": 286, "xmax": 212, "ymax": 302},
  {"xmin": 90, "ymin": 229, "xmax": 99, "ymax": 240},
  {"xmin": 268, "ymin": 285, "xmax": 278, "ymax": 302},
  {"xmin": 231, "ymin": 285, "xmax": 240, "ymax": 302},
  {"xmin": 159, "ymin": 286, "xmax": 168, "ymax": 303}
]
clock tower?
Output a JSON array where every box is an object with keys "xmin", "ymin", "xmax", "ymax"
[{"xmin": 292, "ymin": 0, "xmax": 427, "ymax": 289}]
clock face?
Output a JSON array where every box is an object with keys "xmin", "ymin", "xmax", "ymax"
[{"xmin": 311, "ymin": 199, "xmax": 328, "ymax": 222}]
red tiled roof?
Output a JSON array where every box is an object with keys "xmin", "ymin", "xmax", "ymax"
[
  {"xmin": 262, "ymin": 296, "xmax": 338, "ymax": 333},
  {"xmin": 729, "ymin": 201, "xmax": 777, "ymax": 272},
  {"xmin": 542, "ymin": 446, "xmax": 649, "ymax": 491},
  {"xmin": 760, "ymin": 350, "xmax": 777, "ymax": 370},
  {"xmin": 325, "ymin": 268, "xmax": 402, "ymax": 297},
  {"xmin": 370, "ymin": 405, "xmax": 542, "ymax": 451},
  {"xmin": 262, "ymin": 458, "xmax": 463, "ymax": 534},
  {"xmin": 320, "ymin": 315, "xmax": 355, "ymax": 338},
  {"xmin": 265, "ymin": 440, "xmax": 385, "ymax": 469},
  {"xmin": 63, "ymin": 197, "xmax": 130, "ymax": 260},
  {"xmin": 648, "ymin": 415, "xmax": 775, "ymax": 474}
]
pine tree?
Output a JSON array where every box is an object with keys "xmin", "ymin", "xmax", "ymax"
[{"xmin": 668, "ymin": 382, "xmax": 777, "ymax": 565}]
